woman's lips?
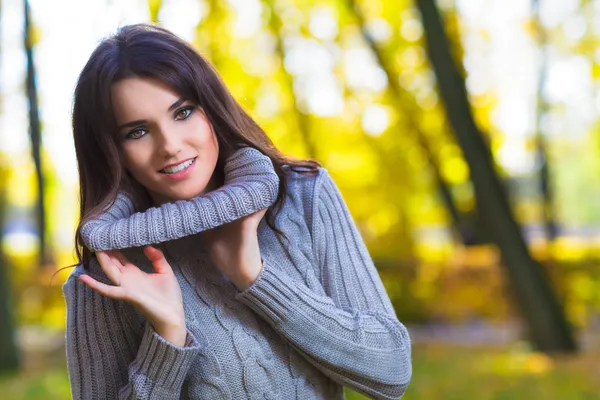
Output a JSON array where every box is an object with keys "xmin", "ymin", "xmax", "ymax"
[
  {"xmin": 159, "ymin": 157, "xmax": 195, "ymax": 171},
  {"xmin": 159, "ymin": 157, "xmax": 197, "ymax": 181}
]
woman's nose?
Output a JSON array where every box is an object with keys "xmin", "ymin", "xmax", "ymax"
[{"xmin": 155, "ymin": 127, "xmax": 182, "ymax": 159}]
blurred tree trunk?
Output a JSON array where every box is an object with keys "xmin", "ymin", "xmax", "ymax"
[
  {"xmin": 147, "ymin": 0, "xmax": 162, "ymax": 23},
  {"xmin": 24, "ymin": 0, "xmax": 51, "ymax": 267},
  {"xmin": 0, "ymin": 0, "xmax": 20, "ymax": 370},
  {"xmin": 347, "ymin": 0, "xmax": 485, "ymax": 246},
  {"xmin": 416, "ymin": 0, "xmax": 576, "ymax": 352},
  {"xmin": 532, "ymin": 0, "xmax": 557, "ymax": 242},
  {"xmin": 0, "ymin": 174, "xmax": 19, "ymax": 372}
]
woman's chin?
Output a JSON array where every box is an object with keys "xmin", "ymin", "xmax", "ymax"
[{"xmin": 148, "ymin": 175, "xmax": 215, "ymax": 204}]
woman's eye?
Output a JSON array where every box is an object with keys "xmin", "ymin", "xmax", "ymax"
[
  {"xmin": 126, "ymin": 128, "xmax": 147, "ymax": 140},
  {"xmin": 175, "ymin": 107, "xmax": 194, "ymax": 120}
]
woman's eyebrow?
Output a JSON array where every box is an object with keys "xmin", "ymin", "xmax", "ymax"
[
  {"xmin": 118, "ymin": 98, "xmax": 186, "ymax": 130},
  {"xmin": 168, "ymin": 97, "xmax": 185, "ymax": 111},
  {"xmin": 119, "ymin": 119, "xmax": 146, "ymax": 130}
]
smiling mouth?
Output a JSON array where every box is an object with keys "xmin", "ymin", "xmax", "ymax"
[{"xmin": 159, "ymin": 157, "xmax": 197, "ymax": 174}]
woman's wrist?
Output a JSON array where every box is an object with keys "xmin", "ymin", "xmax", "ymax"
[
  {"xmin": 155, "ymin": 323, "xmax": 188, "ymax": 347},
  {"xmin": 153, "ymin": 312, "xmax": 188, "ymax": 347},
  {"xmin": 231, "ymin": 257, "xmax": 264, "ymax": 291}
]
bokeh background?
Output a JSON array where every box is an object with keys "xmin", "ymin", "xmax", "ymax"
[{"xmin": 1, "ymin": 0, "xmax": 600, "ymax": 398}]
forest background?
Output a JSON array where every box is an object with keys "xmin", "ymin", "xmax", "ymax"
[{"xmin": 1, "ymin": 0, "xmax": 599, "ymax": 398}]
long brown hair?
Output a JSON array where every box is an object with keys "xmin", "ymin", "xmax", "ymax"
[{"xmin": 70, "ymin": 23, "xmax": 319, "ymax": 270}]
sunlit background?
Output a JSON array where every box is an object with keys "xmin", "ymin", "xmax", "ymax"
[{"xmin": 1, "ymin": 0, "xmax": 600, "ymax": 398}]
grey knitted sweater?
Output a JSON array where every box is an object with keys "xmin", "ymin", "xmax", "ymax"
[{"xmin": 62, "ymin": 147, "xmax": 412, "ymax": 400}]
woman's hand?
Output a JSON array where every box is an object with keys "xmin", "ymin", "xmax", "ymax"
[
  {"xmin": 202, "ymin": 208, "xmax": 268, "ymax": 291},
  {"xmin": 78, "ymin": 246, "xmax": 187, "ymax": 346}
]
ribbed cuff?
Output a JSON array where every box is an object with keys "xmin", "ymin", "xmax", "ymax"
[
  {"xmin": 129, "ymin": 322, "xmax": 201, "ymax": 394},
  {"xmin": 234, "ymin": 261, "xmax": 299, "ymax": 326}
]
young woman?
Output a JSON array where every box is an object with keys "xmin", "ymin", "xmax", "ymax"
[{"xmin": 63, "ymin": 23, "xmax": 412, "ymax": 400}]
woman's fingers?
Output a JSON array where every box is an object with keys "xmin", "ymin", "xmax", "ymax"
[
  {"xmin": 96, "ymin": 251, "xmax": 122, "ymax": 285},
  {"xmin": 110, "ymin": 249, "xmax": 130, "ymax": 268},
  {"xmin": 143, "ymin": 245, "xmax": 173, "ymax": 275},
  {"xmin": 79, "ymin": 274, "xmax": 125, "ymax": 299}
]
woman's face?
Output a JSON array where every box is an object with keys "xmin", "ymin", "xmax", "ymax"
[{"xmin": 111, "ymin": 76, "xmax": 219, "ymax": 205}]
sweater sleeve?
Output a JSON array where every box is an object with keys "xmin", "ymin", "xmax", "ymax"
[
  {"xmin": 62, "ymin": 263, "xmax": 202, "ymax": 399},
  {"xmin": 234, "ymin": 169, "xmax": 412, "ymax": 400},
  {"xmin": 80, "ymin": 146, "xmax": 279, "ymax": 251}
]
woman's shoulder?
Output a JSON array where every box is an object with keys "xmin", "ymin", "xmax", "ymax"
[
  {"xmin": 282, "ymin": 164, "xmax": 327, "ymax": 182},
  {"xmin": 279, "ymin": 165, "xmax": 336, "ymax": 234},
  {"xmin": 282, "ymin": 164, "xmax": 341, "ymax": 200},
  {"xmin": 62, "ymin": 259, "xmax": 104, "ymax": 292},
  {"xmin": 63, "ymin": 264, "xmax": 86, "ymax": 285},
  {"xmin": 282, "ymin": 164, "xmax": 328, "ymax": 199}
]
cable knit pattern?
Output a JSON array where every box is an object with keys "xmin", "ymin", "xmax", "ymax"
[
  {"xmin": 176, "ymin": 254, "xmax": 280, "ymax": 400},
  {"xmin": 63, "ymin": 159, "xmax": 412, "ymax": 399},
  {"xmin": 80, "ymin": 147, "xmax": 280, "ymax": 251}
]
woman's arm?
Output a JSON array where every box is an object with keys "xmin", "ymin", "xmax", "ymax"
[
  {"xmin": 80, "ymin": 146, "xmax": 279, "ymax": 251},
  {"xmin": 234, "ymin": 169, "xmax": 412, "ymax": 400},
  {"xmin": 63, "ymin": 260, "xmax": 201, "ymax": 399}
]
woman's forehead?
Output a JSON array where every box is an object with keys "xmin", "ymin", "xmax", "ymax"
[{"xmin": 111, "ymin": 77, "xmax": 182, "ymax": 120}]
